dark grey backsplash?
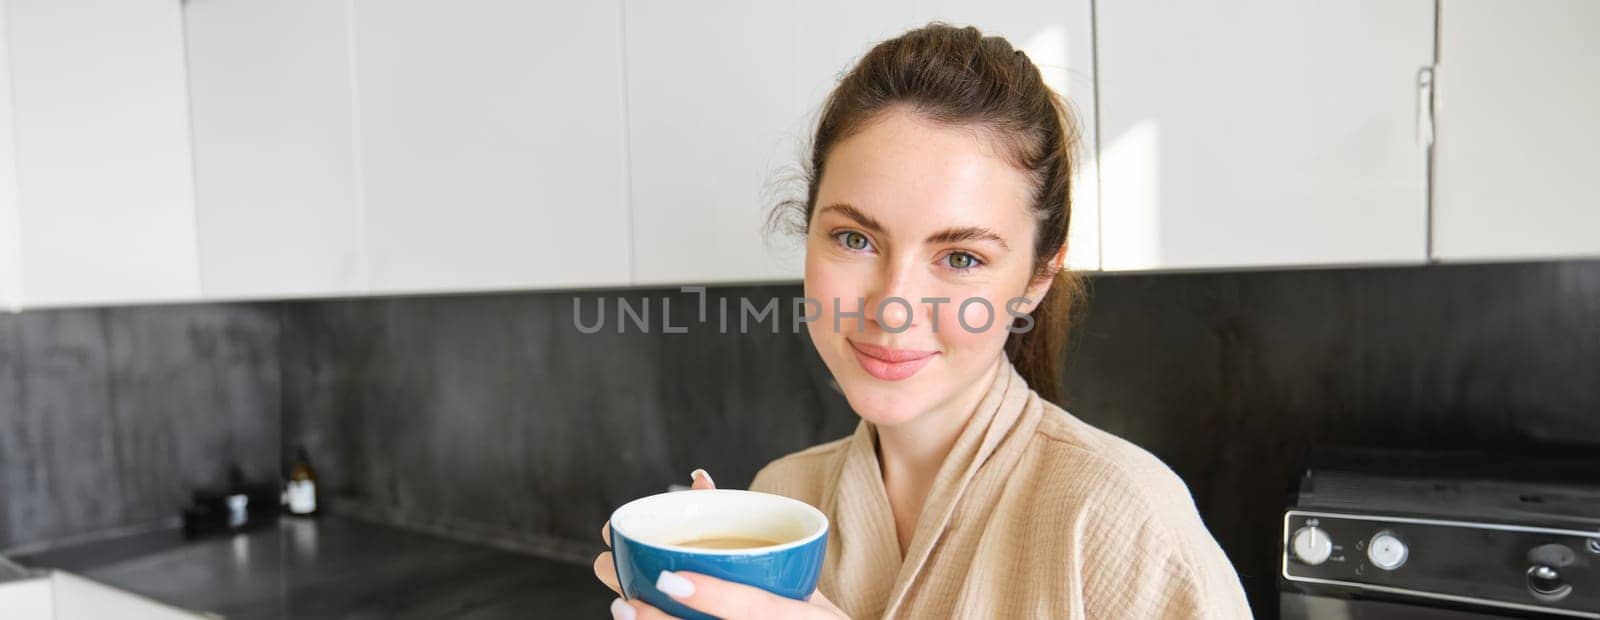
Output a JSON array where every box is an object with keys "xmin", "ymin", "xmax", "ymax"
[
  {"xmin": 1058, "ymin": 260, "xmax": 1600, "ymax": 613},
  {"xmin": 3, "ymin": 259, "xmax": 1597, "ymax": 613},
  {"xmin": 275, "ymin": 288, "xmax": 855, "ymax": 561},
  {"xmin": 0, "ymin": 304, "xmax": 281, "ymax": 550}
]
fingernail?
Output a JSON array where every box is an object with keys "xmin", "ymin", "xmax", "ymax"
[
  {"xmin": 610, "ymin": 597, "xmax": 635, "ymax": 620},
  {"xmin": 689, "ymin": 468, "xmax": 714, "ymax": 486},
  {"xmin": 656, "ymin": 570, "xmax": 695, "ymax": 598}
]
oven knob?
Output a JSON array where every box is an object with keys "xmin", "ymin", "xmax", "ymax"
[
  {"xmin": 1291, "ymin": 525, "xmax": 1333, "ymax": 565},
  {"xmin": 1368, "ymin": 531, "xmax": 1408, "ymax": 570},
  {"xmin": 1527, "ymin": 564, "xmax": 1572, "ymax": 601}
]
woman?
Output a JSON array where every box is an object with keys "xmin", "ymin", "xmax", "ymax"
[{"xmin": 596, "ymin": 23, "xmax": 1252, "ymax": 619}]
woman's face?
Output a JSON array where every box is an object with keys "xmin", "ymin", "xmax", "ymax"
[{"xmin": 804, "ymin": 107, "xmax": 1056, "ymax": 427}]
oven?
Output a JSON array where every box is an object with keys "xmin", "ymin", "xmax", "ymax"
[{"xmin": 1279, "ymin": 450, "xmax": 1600, "ymax": 619}]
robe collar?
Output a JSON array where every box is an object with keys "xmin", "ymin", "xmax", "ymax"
[{"xmin": 827, "ymin": 357, "xmax": 1040, "ymax": 617}]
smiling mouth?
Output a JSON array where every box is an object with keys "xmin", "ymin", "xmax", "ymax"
[{"xmin": 847, "ymin": 340, "xmax": 938, "ymax": 382}]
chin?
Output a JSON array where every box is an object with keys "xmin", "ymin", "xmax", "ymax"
[{"xmin": 837, "ymin": 378, "xmax": 933, "ymax": 428}]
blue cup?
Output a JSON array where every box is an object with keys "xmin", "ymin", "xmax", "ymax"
[{"xmin": 609, "ymin": 489, "xmax": 829, "ymax": 620}]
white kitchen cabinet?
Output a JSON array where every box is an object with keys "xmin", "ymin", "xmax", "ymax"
[
  {"xmin": 1096, "ymin": 0, "xmax": 1435, "ymax": 271},
  {"xmin": 624, "ymin": 0, "xmax": 1100, "ymax": 285},
  {"xmin": 351, "ymin": 0, "xmax": 631, "ymax": 294},
  {"xmin": 622, "ymin": 1, "xmax": 807, "ymax": 285},
  {"xmin": 0, "ymin": 6, "xmax": 20, "ymax": 313},
  {"xmin": 185, "ymin": 0, "xmax": 366, "ymax": 300},
  {"xmin": 2, "ymin": 0, "xmax": 200, "ymax": 308},
  {"xmin": 1432, "ymin": 0, "xmax": 1600, "ymax": 262},
  {"xmin": 0, "ymin": 571, "xmax": 204, "ymax": 619},
  {"xmin": 0, "ymin": 575, "xmax": 51, "ymax": 618}
]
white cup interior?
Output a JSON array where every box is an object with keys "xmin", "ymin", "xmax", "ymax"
[{"xmin": 610, "ymin": 489, "xmax": 828, "ymax": 555}]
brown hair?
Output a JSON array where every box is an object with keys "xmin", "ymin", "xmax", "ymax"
[{"xmin": 770, "ymin": 22, "xmax": 1089, "ymax": 405}]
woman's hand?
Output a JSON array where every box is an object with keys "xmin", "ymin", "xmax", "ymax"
[
  {"xmin": 593, "ymin": 470, "xmax": 848, "ymax": 619},
  {"xmin": 594, "ymin": 470, "xmax": 716, "ymax": 597},
  {"xmin": 612, "ymin": 569, "xmax": 847, "ymax": 620}
]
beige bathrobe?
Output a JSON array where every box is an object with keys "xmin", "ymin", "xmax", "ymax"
[{"xmin": 750, "ymin": 360, "xmax": 1253, "ymax": 619}]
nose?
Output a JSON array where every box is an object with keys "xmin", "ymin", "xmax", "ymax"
[
  {"xmin": 878, "ymin": 294, "xmax": 910, "ymax": 328},
  {"xmin": 864, "ymin": 259, "xmax": 921, "ymax": 332}
]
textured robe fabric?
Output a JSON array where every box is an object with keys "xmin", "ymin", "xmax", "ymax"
[{"xmin": 750, "ymin": 360, "xmax": 1253, "ymax": 619}]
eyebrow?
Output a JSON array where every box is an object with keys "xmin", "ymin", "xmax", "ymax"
[
  {"xmin": 818, "ymin": 203, "xmax": 885, "ymax": 233},
  {"xmin": 925, "ymin": 226, "xmax": 1010, "ymax": 251},
  {"xmin": 818, "ymin": 203, "xmax": 1011, "ymax": 251}
]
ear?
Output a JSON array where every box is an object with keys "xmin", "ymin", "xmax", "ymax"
[{"xmin": 1020, "ymin": 245, "xmax": 1068, "ymax": 313}]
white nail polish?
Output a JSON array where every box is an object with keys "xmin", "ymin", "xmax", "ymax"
[
  {"xmin": 689, "ymin": 468, "xmax": 714, "ymax": 486},
  {"xmin": 611, "ymin": 598, "xmax": 636, "ymax": 620},
  {"xmin": 657, "ymin": 570, "xmax": 696, "ymax": 598}
]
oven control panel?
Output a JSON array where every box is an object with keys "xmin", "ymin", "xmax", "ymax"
[{"xmin": 1281, "ymin": 510, "xmax": 1600, "ymax": 618}]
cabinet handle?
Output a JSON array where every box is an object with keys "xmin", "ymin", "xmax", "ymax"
[{"xmin": 1416, "ymin": 67, "xmax": 1435, "ymax": 148}]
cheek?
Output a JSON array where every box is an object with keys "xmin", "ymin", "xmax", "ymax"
[
  {"xmin": 937, "ymin": 293, "xmax": 1018, "ymax": 352},
  {"xmin": 804, "ymin": 243, "xmax": 874, "ymax": 329},
  {"xmin": 804, "ymin": 251, "xmax": 852, "ymax": 344}
]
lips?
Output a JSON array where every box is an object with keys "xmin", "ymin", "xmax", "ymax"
[{"xmin": 848, "ymin": 340, "xmax": 937, "ymax": 382}]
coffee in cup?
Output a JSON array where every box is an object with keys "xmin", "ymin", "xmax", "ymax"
[
  {"xmin": 673, "ymin": 535, "xmax": 785, "ymax": 550},
  {"xmin": 608, "ymin": 489, "xmax": 829, "ymax": 620}
]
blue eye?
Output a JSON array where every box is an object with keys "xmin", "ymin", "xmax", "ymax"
[
  {"xmin": 943, "ymin": 252, "xmax": 983, "ymax": 270},
  {"xmin": 834, "ymin": 231, "xmax": 873, "ymax": 251}
]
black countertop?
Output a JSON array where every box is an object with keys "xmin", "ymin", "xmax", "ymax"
[
  {"xmin": 0, "ymin": 554, "xmax": 35, "ymax": 582},
  {"xmin": 10, "ymin": 517, "xmax": 615, "ymax": 619}
]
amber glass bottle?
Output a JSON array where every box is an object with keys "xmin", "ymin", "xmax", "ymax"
[{"xmin": 286, "ymin": 446, "xmax": 319, "ymax": 516}]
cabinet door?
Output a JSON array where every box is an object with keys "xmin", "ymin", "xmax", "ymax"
[
  {"xmin": 186, "ymin": 0, "xmax": 366, "ymax": 300},
  {"xmin": 1432, "ymin": 0, "xmax": 1600, "ymax": 262},
  {"xmin": 623, "ymin": 1, "xmax": 807, "ymax": 285},
  {"xmin": 625, "ymin": 0, "xmax": 1099, "ymax": 286},
  {"xmin": 352, "ymin": 0, "xmax": 631, "ymax": 294},
  {"xmin": 1097, "ymin": 1, "xmax": 1434, "ymax": 271},
  {"xmin": 0, "ymin": 9, "xmax": 20, "ymax": 312},
  {"xmin": 5, "ymin": 0, "xmax": 200, "ymax": 307}
]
